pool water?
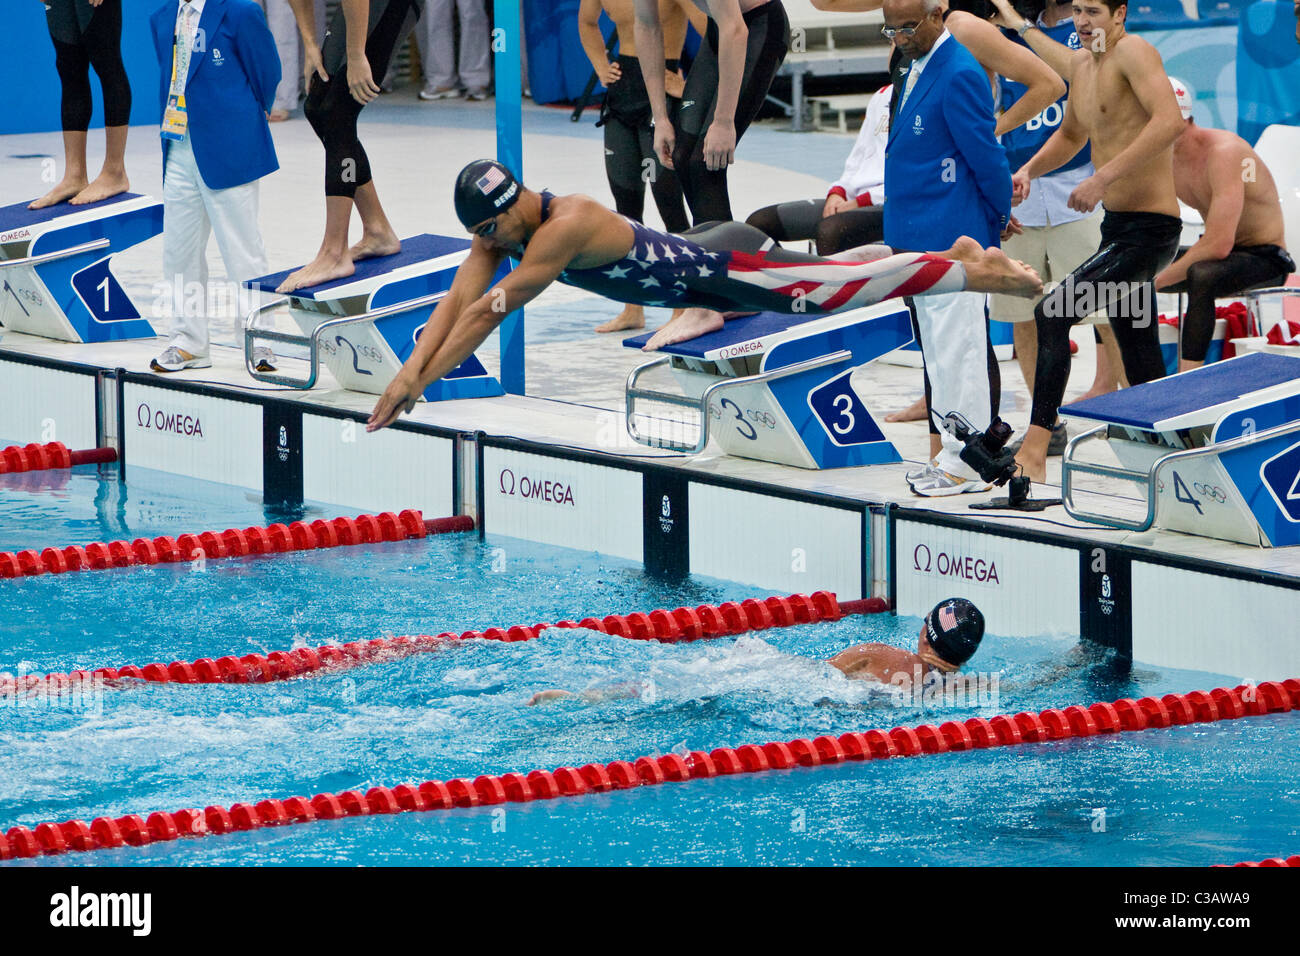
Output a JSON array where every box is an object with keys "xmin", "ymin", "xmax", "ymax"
[{"xmin": 1, "ymin": 459, "xmax": 1296, "ymax": 866}]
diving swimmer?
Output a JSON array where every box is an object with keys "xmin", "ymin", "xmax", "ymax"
[{"xmin": 366, "ymin": 160, "xmax": 1042, "ymax": 432}]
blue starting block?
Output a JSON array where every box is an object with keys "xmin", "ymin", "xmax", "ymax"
[
  {"xmin": 244, "ymin": 234, "xmax": 508, "ymax": 401},
  {"xmin": 623, "ymin": 301, "xmax": 914, "ymax": 468},
  {"xmin": 0, "ymin": 193, "xmax": 161, "ymax": 342},
  {"xmin": 1061, "ymin": 352, "xmax": 1300, "ymax": 546}
]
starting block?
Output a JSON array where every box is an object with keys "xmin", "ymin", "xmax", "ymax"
[
  {"xmin": 1061, "ymin": 352, "xmax": 1300, "ymax": 546},
  {"xmin": 244, "ymin": 234, "xmax": 508, "ymax": 400},
  {"xmin": 623, "ymin": 301, "xmax": 913, "ymax": 468},
  {"xmin": 0, "ymin": 193, "xmax": 161, "ymax": 341}
]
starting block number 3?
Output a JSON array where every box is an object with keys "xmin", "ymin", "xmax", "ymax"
[{"xmin": 808, "ymin": 373, "xmax": 878, "ymax": 446}]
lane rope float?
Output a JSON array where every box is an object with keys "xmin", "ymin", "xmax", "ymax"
[
  {"xmin": 0, "ymin": 510, "xmax": 474, "ymax": 579},
  {"xmin": 0, "ymin": 442, "xmax": 117, "ymax": 474},
  {"xmin": 2, "ymin": 676, "xmax": 1294, "ymax": 860},
  {"xmin": 0, "ymin": 592, "xmax": 889, "ymax": 694}
]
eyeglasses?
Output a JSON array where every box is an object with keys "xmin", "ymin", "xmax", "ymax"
[
  {"xmin": 881, "ymin": 21, "xmax": 924, "ymax": 39},
  {"xmin": 472, "ymin": 218, "xmax": 498, "ymax": 238}
]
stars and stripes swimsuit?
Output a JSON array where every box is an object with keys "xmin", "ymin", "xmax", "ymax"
[{"xmin": 540, "ymin": 192, "xmax": 966, "ymax": 315}]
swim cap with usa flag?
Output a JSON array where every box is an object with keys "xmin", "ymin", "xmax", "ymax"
[
  {"xmin": 455, "ymin": 159, "xmax": 523, "ymax": 230},
  {"xmin": 925, "ymin": 598, "xmax": 984, "ymax": 666}
]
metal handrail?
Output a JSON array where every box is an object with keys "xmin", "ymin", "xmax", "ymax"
[
  {"xmin": 243, "ymin": 290, "xmax": 448, "ymax": 388},
  {"xmin": 624, "ymin": 349, "xmax": 852, "ymax": 453},
  {"xmin": 1062, "ymin": 418, "xmax": 1300, "ymax": 532},
  {"xmin": 0, "ymin": 238, "xmax": 110, "ymax": 270},
  {"xmin": 1244, "ymin": 286, "xmax": 1300, "ymax": 337}
]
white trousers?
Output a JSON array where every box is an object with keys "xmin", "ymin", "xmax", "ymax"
[
  {"xmin": 162, "ymin": 135, "xmax": 271, "ymax": 357},
  {"xmin": 417, "ymin": 0, "xmax": 491, "ymax": 90},
  {"xmin": 914, "ymin": 289, "xmax": 995, "ymax": 480}
]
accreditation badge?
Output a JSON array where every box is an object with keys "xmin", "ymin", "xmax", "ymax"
[{"xmin": 161, "ymin": 93, "xmax": 188, "ymax": 141}]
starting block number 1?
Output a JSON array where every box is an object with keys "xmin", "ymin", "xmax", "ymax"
[{"xmin": 72, "ymin": 258, "xmax": 141, "ymax": 325}]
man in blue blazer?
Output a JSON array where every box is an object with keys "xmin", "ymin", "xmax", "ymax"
[
  {"xmin": 883, "ymin": 0, "xmax": 1013, "ymax": 496},
  {"xmin": 148, "ymin": 0, "xmax": 281, "ymax": 373}
]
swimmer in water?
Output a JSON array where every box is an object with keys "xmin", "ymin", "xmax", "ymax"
[
  {"xmin": 527, "ymin": 597, "xmax": 984, "ymax": 704},
  {"xmin": 366, "ymin": 160, "xmax": 1043, "ymax": 431}
]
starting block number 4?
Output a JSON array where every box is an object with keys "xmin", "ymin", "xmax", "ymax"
[{"xmin": 1261, "ymin": 441, "xmax": 1300, "ymax": 523}]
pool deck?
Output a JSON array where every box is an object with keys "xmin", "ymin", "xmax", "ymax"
[{"xmin": 3, "ymin": 92, "xmax": 1299, "ymax": 612}]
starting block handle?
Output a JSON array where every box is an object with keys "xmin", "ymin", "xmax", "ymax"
[
  {"xmin": 1244, "ymin": 286, "xmax": 1300, "ymax": 337},
  {"xmin": 1062, "ymin": 418, "xmax": 1300, "ymax": 532},
  {"xmin": 625, "ymin": 349, "xmax": 852, "ymax": 453},
  {"xmin": 243, "ymin": 290, "xmax": 448, "ymax": 388},
  {"xmin": 0, "ymin": 237, "xmax": 110, "ymax": 270}
]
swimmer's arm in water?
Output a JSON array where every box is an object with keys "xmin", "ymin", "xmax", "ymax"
[
  {"xmin": 826, "ymin": 643, "xmax": 920, "ymax": 684},
  {"xmin": 528, "ymin": 684, "xmax": 641, "ymax": 706}
]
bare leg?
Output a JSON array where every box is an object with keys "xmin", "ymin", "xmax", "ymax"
[
  {"xmin": 642, "ymin": 308, "xmax": 725, "ymax": 351},
  {"xmin": 29, "ymin": 131, "xmax": 89, "ymax": 209},
  {"xmin": 70, "ymin": 125, "xmax": 130, "ymax": 205},
  {"xmin": 1014, "ymin": 427, "xmax": 1051, "ymax": 483},
  {"xmin": 277, "ymin": 196, "xmax": 357, "ymax": 292},
  {"xmin": 884, "ymin": 395, "xmax": 929, "ymax": 423},
  {"xmin": 928, "ymin": 433, "xmax": 942, "ymax": 461},
  {"xmin": 596, "ymin": 304, "xmax": 646, "ymax": 334},
  {"xmin": 349, "ymin": 181, "xmax": 401, "ymax": 260}
]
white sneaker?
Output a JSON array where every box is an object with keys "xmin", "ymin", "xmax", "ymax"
[
  {"xmin": 150, "ymin": 346, "xmax": 211, "ymax": 373},
  {"xmin": 465, "ymin": 87, "xmax": 490, "ymax": 101},
  {"xmin": 906, "ymin": 458, "xmax": 937, "ymax": 481},
  {"xmin": 252, "ymin": 346, "xmax": 277, "ymax": 372},
  {"xmin": 908, "ymin": 467, "xmax": 992, "ymax": 497},
  {"xmin": 419, "ymin": 86, "xmax": 462, "ymax": 100}
]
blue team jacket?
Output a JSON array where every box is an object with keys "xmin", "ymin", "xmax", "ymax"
[
  {"xmin": 150, "ymin": 0, "xmax": 280, "ymax": 190},
  {"xmin": 884, "ymin": 36, "xmax": 1012, "ymax": 250}
]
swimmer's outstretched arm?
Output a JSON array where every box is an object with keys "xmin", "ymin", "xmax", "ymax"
[
  {"xmin": 528, "ymin": 685, "xmax": 641, "ymax": 706},
  {"xmin": 368, "ymin": 226, "xmax": 583, "ymax": 430}
]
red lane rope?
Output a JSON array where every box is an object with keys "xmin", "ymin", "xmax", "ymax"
[
  {"xmin": 0, "ymin": 442, "xmax": 116, "ymax": 474},
  {"xmin": 0, "ymin": 593, "xmax": 888, "ymax": 695},
  {"xmin": 3, "ymin": 676, "xmax": 1294, "ymax": 860},
  {"xmin": 1219, "ymin": 856, "xmax": 1300, "ymax": 867},
  {"xmin": 0, "ymin": 510, "xmax": 474, "ymax": 580}
]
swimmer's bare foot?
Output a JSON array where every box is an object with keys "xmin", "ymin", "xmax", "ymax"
[
  {"xmin": 642, "ymin": 307, "xmax": 725, "ymax": 351},
  {"xmin": 720, "ymin": 310, "xmax": 760, "ymax": 320},
  {"xmin": 884, "ymin": 395, "xmax": 928, "ymax": 423},
  {"xmin": 349, "ymin": 230, "xmax": 401, "ymax": 261},
  {"xmin": 1013, "ymin": 442, "xmax": 1048, "ymax": 484},
  {"xmin": 944, "ymin": 237, "xmax": 1043, "ymax": 298},
  {"xmin": 29, "ymin": 175, "xmax": 89, "ymax": 210},
  {"xmin": 1073, "ymin": 383, "xmax": 1118, "ymax": 403},
  {"xmin": 595, "ymin": 303, "xmax": 646, "ymax": 333},
  {"xmin": 276, "ymin": 251, "xmax": 355, "ymax": 293},
  {"xmin": 70, "ymin": 170, "xmax": 129, "ymax": 205}
]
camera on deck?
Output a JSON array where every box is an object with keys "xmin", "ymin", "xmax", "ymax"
[{"xmin": 940, "ymin": 412, "xmax": 1018, "ymax": 486}]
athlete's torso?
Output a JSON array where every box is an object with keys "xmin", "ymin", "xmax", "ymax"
[{"xmin": 540, "ymin": 193, "xmax": 731, "ymax": 308}]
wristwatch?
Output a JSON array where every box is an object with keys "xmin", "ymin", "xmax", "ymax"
[{"xmin": 1018, "ymin": 20, "xmax": 1035, "ymax": 38}]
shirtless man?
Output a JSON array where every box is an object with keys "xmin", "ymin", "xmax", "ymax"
[
  {"xmin": 366, "ymin": 160, "xmax": 1041, "ymax": 431},
  {"xmin": 1008, "ymin": 0, "xmax": 1185, "ymax": 484},
  {"xmin": 528, "ymin": 597, "xmax": 986, "ymax": 704},
  {"xmin": 1155, "ymin": 79, "xmax": 1294, "ymax": 371},
  {"xmin": 579, "ymin": 0, "xmax": 704, "ymax": 334}
]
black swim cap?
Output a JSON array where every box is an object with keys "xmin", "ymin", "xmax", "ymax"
[
  {"xmin": 454, "ymin": 159, "xmax": 522, "ymax": 230},
  {"xmin": 924, "ymin": 598, "xmax": 984, "ymax": 666}
]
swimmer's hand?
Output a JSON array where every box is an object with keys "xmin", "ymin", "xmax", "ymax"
[
  {"xmin": 1011, "ymin": 169, "xmax": 1030, "ymax": 206},
  {"xmin": 665, "ymin": 70, "xmax": 685, "ymax": 100},
  {"xmin": 1068, "ymin": 174, "xmax": 1106, "ymax": 213},
  {"xmin": 988, "ymin": 0, "xmax": 1025, "ymax": 31},
  {"xmin": 703, "ymin": 119, "xmax": 736, "ymax": 172},
  {"xmin": 347, "ymin": 55, "xmax": 381, "ymax": 105},
  {"xmin": 654, "ymin": 122, "xmax": 676, "ymax": 170},
  {"xmin": 598, "ymin": 60, "xmax": 622, "ymax": 87},
  {"xmin": 303, "ymin": 43, "xmax": 328, "ymax": 85},
  {"xmin": 823, "ymin": 194, "xmax": 854, "ymax": 219},
  {"xmin": 367, "ymin": 371, "xmax": 421, "ymax": 431},
  {"xmin": 528, "ymin": 689, "xmax": 577, "ymax": 705},
  {"xmin": 1001, "ymin": 215, "xmax": 1023, "ymax": 241}
]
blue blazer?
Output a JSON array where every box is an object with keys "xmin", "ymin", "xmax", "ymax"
[
  {"xmin": 150, "ymin": 0, "xmax": 280, "ymax": 190},
  {"xmin": 883, "ymin": 35, "xmax": 1011, "ymax": 251}
]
